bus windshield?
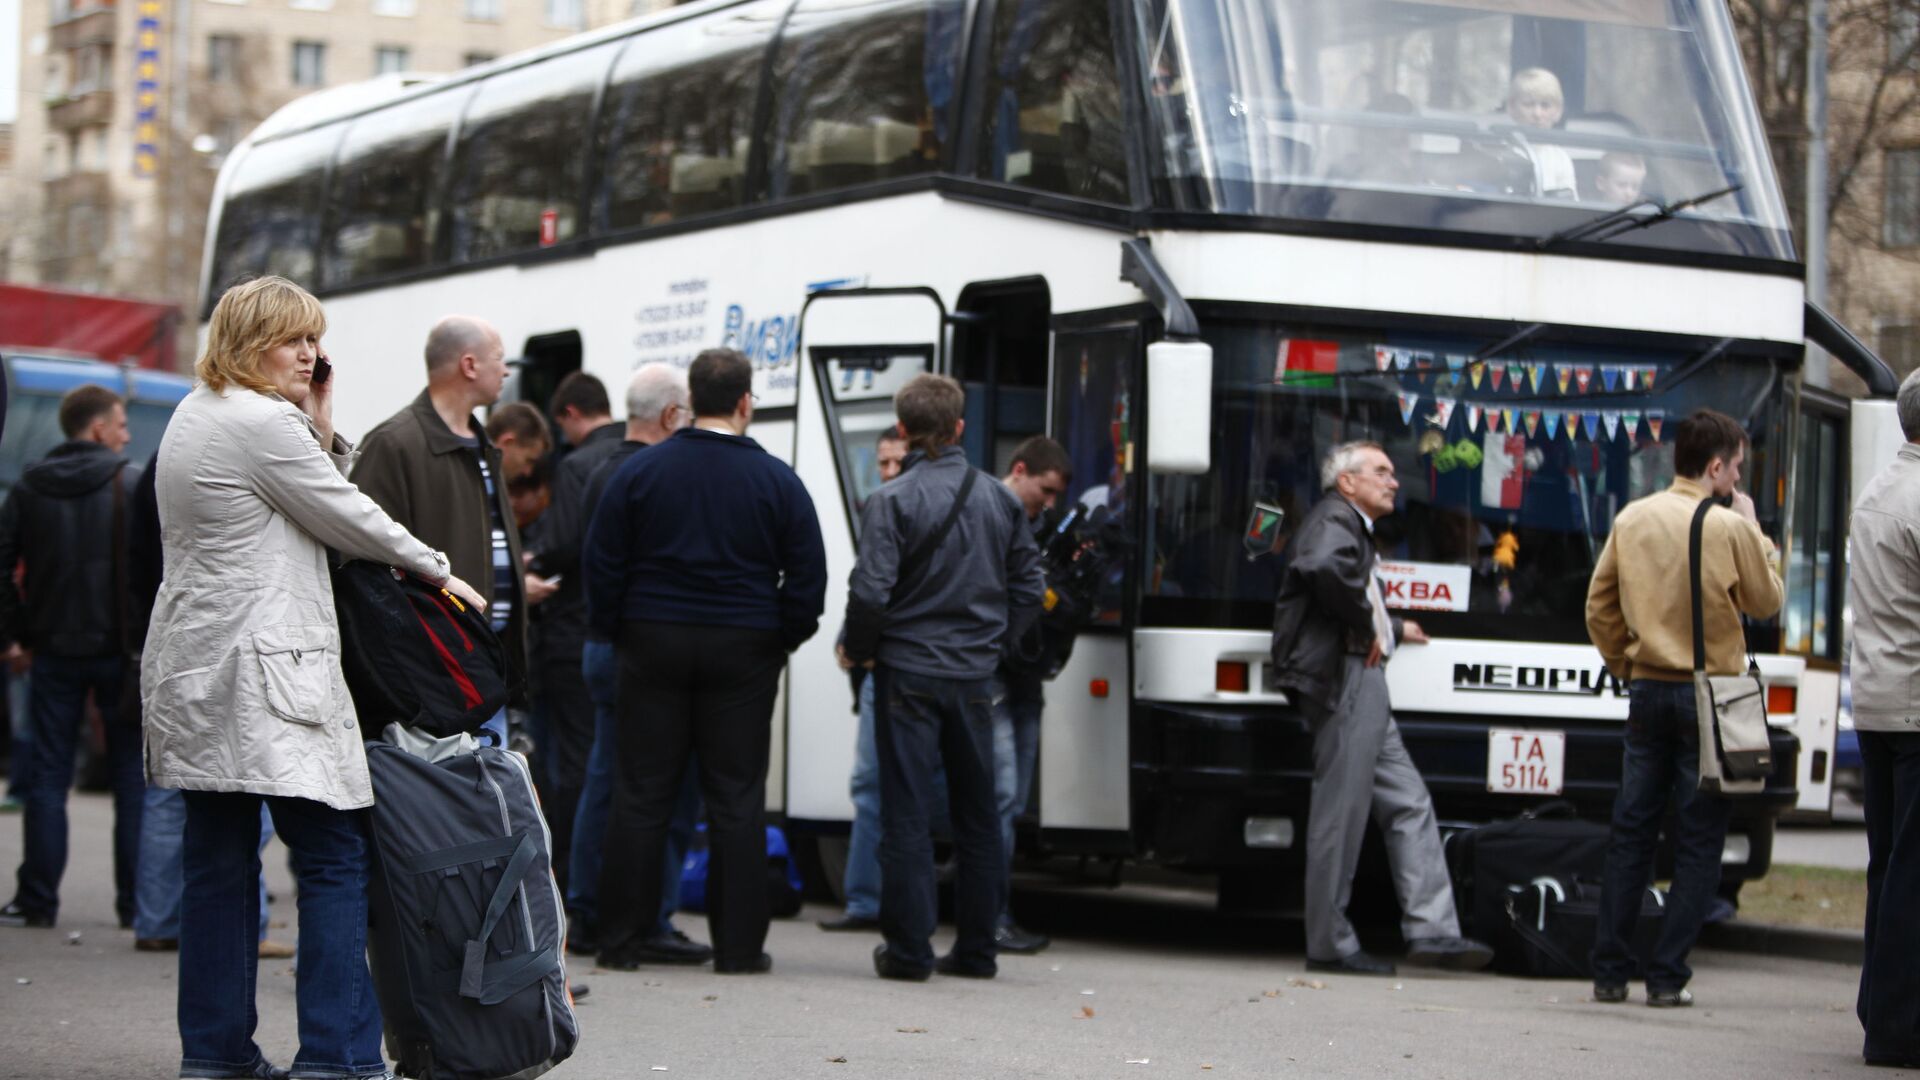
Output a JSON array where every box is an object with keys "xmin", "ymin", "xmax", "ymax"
[
  {"xmin": 1132, "ymin": 0, "xmax": 1792, "ymax": 260},
  {"xmin": 1142, "ymin": 318, "xmax": 1791, "ymax": 642}
]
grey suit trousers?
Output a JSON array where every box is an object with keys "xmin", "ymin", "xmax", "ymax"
[{"xmin": 1303, "ymin": 655, "xmax": 1461, "ymax": 962}]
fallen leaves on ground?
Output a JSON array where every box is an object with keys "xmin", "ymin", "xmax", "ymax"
[
  {"xmin": 1075, "ymin": 1005, "xmax": 1095, "ymax": 1020},
  {"xmin": 1285, "ymin": 977, "xmax": 1326, "ymax": 990}
]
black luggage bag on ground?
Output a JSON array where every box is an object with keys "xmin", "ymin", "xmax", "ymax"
[
  {"xmin": 333, "ymin": 560, "xmax": 511, "ymax": 738},
  {"xmin": 1445, "ymin": 802, "xmax": 1628, "ymax": 976},
  {"xmin": 1503, "ymin": 876, "xmax": 1666, "ymax": 979},
  {"xmin": 364, "ymin": 726, "xmax": 578, "ymax": 1080}
]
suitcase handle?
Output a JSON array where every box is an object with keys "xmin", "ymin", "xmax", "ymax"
[{"xmin": 460, "ymin": 831, "xmax": 539, "ymax": 1002}]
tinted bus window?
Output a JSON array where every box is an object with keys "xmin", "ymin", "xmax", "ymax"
[
  {"xmin": 594, "ymin": 2, "xmax": 783, "ymax": 231},
  {"xmin": 448, "ymin": 42, "xmax": 621, "ymax": 263},
  {"xmin": 324, "ymin": 87, "xmax": 471, "ymax": 288},
  {"xmin": 766, "ymin": 0, "xmax": 967, "ymax": 199},
  {"xmin": 208, "ymin": 126, "xmax": 343, "ymax": 294},
  {"xmin": 975, "ymin": 0, "xmax": 1130, "ymax": 204}
]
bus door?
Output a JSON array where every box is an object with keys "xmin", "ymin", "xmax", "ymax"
[
  {"xmin": 785, "ymin": 288, "xmax": 946, "ymax": 825},
  {"xmin": 1781, "ymin": 388, "xmax": 1849, "ymax": 818}
]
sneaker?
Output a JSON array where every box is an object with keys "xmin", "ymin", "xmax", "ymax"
[
  {"xmin": 994, "ymin": 922, "xmax": 1050, "ymax": 955},
  {"xmin": 0, "ymin": 900, "xmax": 53, "ymax": 928},
  {"xmin": 257, "ymin": 939, "xmax": 296, "ymax": 960},
  {"xmin": 1592, "ymin": 982, "xmax": 1628, "ymax": 1003},
  {"xmin": 1647, "ymin": 987, "xmax": 1694, "ymax": 1008},
  {"xmin": 1404, "ymin": 936, "xmax": 1495, "ymax": 972},
  {"xmin": 178, "ymin": 1057, "xmax": 291, "ymax": 1079}
]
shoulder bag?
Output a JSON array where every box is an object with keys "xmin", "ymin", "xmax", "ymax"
[{"xmin": 1687, "ymin": 498, "xmax": 1772, "ymax": 796}]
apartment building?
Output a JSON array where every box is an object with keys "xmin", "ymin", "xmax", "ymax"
[{"xmin": 2, "ymin": 0, "xmax": 653, "ymax": 365}]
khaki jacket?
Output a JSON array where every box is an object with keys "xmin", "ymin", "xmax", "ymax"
[
  {"xmin": 351, "ymin": 389, "xmax": 527, "ymax": 694},
  {"xmin": 1847, "ymin": 442, "xmax": 1920, "ymax": 732},
  {"xmin": 1585, "ymin": 475, "xmax": 1783, "ymax": 682},
  {"xmin": 141, "ymin": 385, "xmax": 448, "ymax": 809}
]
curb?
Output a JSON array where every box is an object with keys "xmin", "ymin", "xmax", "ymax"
[{"xmin": 1701, "ymin": 919, "xmax": 1864, "ymax": 966}]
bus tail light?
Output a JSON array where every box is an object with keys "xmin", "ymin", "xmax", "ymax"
[
  {"xmin": 1216, "ymin": 661, "xmax": 1249, "ymax": 693},
  {"xmin": 1767, "ymin": 685, "xmax": 1797, "ymax": 714},
  {"xmin": 1089, "ymin": 679, "xmax": 1110, "ymax": 699}
]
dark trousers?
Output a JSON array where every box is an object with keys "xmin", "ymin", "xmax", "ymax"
[
  {"xmin": 1591, "ymin": 679, "xmax": 1731, "ymax": 991},
  {"xmin": 178, "ymin": 791, "xmax": 384, "ymax": 1079},
  {"xmin": 1859, "ymin": 730, "xmax": 1920, "ymax": 1065},
  {"xmin": 874, "ymin": 665, "xmax": 1002, "ymax": 972},
  {"xmin": 598, "ymin": 621, "xmax": 782, "ymax": 966},
  {"xmin": 12, "ymin": 653, "xmax": 140, "ymax": 923},
  {"xmin": 533, "ymin": 636, "xmax": 595, "ymax": 896}
]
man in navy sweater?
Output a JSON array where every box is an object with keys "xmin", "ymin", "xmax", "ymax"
[{"xmin": 582, "ymin": 348, "xmax": 827, "ymax": 974}]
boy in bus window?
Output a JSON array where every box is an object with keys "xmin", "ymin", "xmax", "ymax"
[
  {"xmin": 1592, "ymin": 151, "xmax": 1647, "ymax": 205},
  {"xmin": 1505, "ymin": 67, "xmax": 1577, "ymax": 200}
]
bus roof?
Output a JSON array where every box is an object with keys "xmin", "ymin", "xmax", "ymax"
[{"xmin": 5, "ymin": 355, "xmax": 194, "ymax": 403}]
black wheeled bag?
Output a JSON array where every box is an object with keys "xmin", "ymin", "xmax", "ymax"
[
  {"xmin": 1443, "ymin": 802, "xmax": 1611, "ymax": 973},
  {"xmin": 364, "ymin": 726, "xmax": 579, "ymax": 1080},
  {"xmin": 1503, "ymin": 876, "xmax": 1666, "ymax": 979},
  {"xmin": 333, "ymin": 560, "xmax": 510, "ymax": 738}
]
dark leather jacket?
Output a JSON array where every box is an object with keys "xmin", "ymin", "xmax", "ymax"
[
  {"xmin": 0, "ymin": 440, "xmax": 133, "ymax": 658},
  {"xmin": 1266, "ymin": 494, "xmax": 1401, "ymax": 711}
]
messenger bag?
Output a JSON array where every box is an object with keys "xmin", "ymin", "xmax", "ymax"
[{"xmin": 1687, "ymin": 498, "xmax": 1772, "ymax": 796}]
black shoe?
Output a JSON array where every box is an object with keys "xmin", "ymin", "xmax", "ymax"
[
  {"xmin": 1304, "ymin": 950, "xmax": 1396, "ymax": 976},
  {"xmin": 1592, "ymin": 982, "xmax": 1628, "ymax": 1003},
  {"xmin": 566, "ymin": 917, "xmax": 598, "ymax": 956},
  {"xmin": 1646, "ymin": 987, "xmax": 1693, "ymax": 1008},
  {"xmin": 934, "ymin": 952, "xmax": 997, "ymax": 979},
  {"xmin": 1404, "ymin": 935, "xmax": 1494, "ymax": 972},
  {"xmin": 0, "ymin": 901, "xmax": 53, "ymax": 928},
  {"xmin": 818, "ymin": 914, "xmax": 881, "ymax": 932},
  {"xmin": 632, "ymin": 930, "xmax": 713, "ymax": 965},
  {"xmin": 1866, "ymin": 1055, "xmax": 1920, "ymax": 1069},
  {"xmin": 597, "ymin": 949, "xmax": 643, "ymax": 971},
  {"xmin": 714, "ymin": 951, "xmax": 772, "ymax": 974},
  {"xmin": 873, "ymin": 944, "xmax": 932, "ymax": 982},
  {"xmin": 994, "ymin": 922, "xmax": 1050, "ymax": 955},
  {"xmin": 135, "ymin": 937, "xmax": 179, "ymax": 952},
  {"xmin": 569, "ymin": 982, "xmax": 589, "ymax": 1001}
]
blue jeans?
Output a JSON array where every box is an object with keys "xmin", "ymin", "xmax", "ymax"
[
  {"xmin": 11, "ymin": 653, "xmax": 141, "ymax": 923},
  {"xmin": 992, "ymin": 675, "xmax": 1043, "ymax": 926},
  {"xmin": 1591, "ymin": 680, "xmax": 1732, "ymax": 991},
  {"xmin": 842, "ymin": 676, "xmax": 882, "ymax": 920},
  {"xmin": 179, "ymin": 791, "xmax": 384, "ymax": 1079},
  {"xmin": 570, "ymin": 639, "xmax": 699, "ymax": 937},
  {"xmin": 136, "ymin": 787, "xmax": 272, "ymax": 942},
  {"xmin": 874, "ymin": 666, "xmax": 1003, "ymax": 972},
  {"xmin": 6, "ymin": 667, "xmax": 29, "ymax": 800}
]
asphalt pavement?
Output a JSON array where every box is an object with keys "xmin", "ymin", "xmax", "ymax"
[{"xmin": 0, "ymin": 793, "xmax": 1897, "ymax": 1080}]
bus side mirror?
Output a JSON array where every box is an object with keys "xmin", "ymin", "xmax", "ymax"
[{"xmin": 1146, "ymin": 339, "xmax": 1212, "ymax": 474}]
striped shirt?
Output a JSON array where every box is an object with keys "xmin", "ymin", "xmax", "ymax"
[{"xmin": 460, "ymin": 438, "xmax": 515, "ymax": 635}]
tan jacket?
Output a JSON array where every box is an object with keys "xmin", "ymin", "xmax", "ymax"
[
  {"xmin": 1585, "ymin": 475, "xmax": 1783, "ymax": 682},
  {"xmin": 1847, "ymin": 442, "xmax": 1920, "ymax": 732},
  {"xmin": 141, "ymin": 385, "xmax": 448, "ymax": 810}
]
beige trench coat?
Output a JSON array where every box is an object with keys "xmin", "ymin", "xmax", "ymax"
[{"xmin": 141, "ymin": 385, "xmax": 449, "ymax": 809}]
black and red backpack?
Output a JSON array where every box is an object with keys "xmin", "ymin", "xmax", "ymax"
[{"xmin": 331, "ymin": 559, "xmax": 512, "ymax": 738}]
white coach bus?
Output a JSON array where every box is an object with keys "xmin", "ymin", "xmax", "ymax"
[{"xmin": 201, "ymin": 0, "xmax": 1896, "ymax": 898}]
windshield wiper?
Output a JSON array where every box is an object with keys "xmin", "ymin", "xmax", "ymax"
[{"xmin": 1536, "ymin": 184, "xmax": 1743, "ymax": 250}]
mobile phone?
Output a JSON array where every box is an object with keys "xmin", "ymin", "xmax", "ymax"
[{"xmin": 313, "ymin": 355, "xmax": 332, "ymax": 385}]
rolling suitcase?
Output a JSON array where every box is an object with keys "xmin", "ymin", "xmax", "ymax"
[
  {"xmin": 1443, "ymin": 801, "xmax": 1611, "ymax": 973},
  {"xmin": 364, "ymin": 725, "xmax": 579, "ymax": 1080}
]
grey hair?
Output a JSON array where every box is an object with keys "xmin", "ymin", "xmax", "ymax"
[
  {"xmin": 626, "ymin": 362, "xmax": 690, "ymax": 423},
  {"xmin": 1900, "ymin": 367, "xmax": 1920, "ymax": 441},
  {"xmin": 1321, "ymin": 440, "xmax": 1385, "ymax": 491},
  {"xmin": 423, "ymin": 315, "xmax": 497, "ymax": 373}
]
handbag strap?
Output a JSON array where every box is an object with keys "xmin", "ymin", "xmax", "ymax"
[
  {"xmin": 1688, "ymin": 498, "xmax": 1713, "ymax": 674},
  {"xmin": 1688, "ymin": 496, "xmax": 1761, "ymax": 677},
  {"xmin": 891, "ymin": 462, "xmax": 978, "ymax": 605}
]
